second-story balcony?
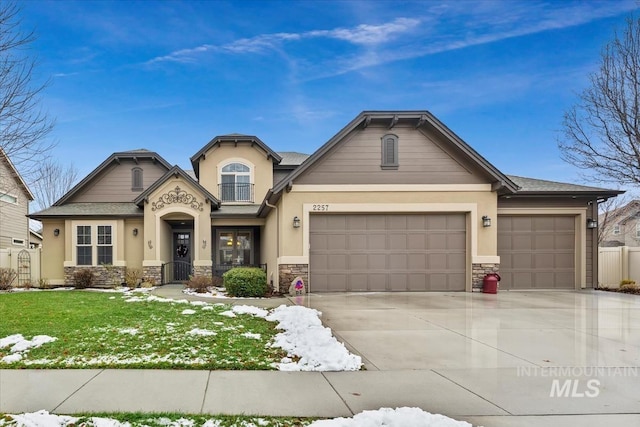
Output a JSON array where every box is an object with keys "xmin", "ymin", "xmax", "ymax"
[{"xmin": 219, "ymin": 183, "xmax": 254, "ymax": 203}]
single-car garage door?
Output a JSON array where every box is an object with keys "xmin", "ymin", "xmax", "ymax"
[
  {"xmin": 497, "ymin": 215, "xmax": 575, "ymax": 289},
  {"xmin": 309, "ymin": 213, "xmax": 466, "ymax": 292}
]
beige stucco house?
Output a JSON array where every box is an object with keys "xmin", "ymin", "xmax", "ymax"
[
  {"xmin": 0, "ymin": 149, "xmax": 34, "ymax": 250},
  {"xmin": 599, "ymin": 200, "xmax": 640, "ymax": 247},
  {"xmin": 31, "ymin": 111, "xmax": 621, "ymax": 292}
]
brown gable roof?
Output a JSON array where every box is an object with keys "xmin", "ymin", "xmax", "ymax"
[
  {"xmin": 506, "ymin": 175, "xmax": 623, "ymax": 199},
  {"xmin": 54, "ymin": 150, "xmax": 172, "ymax": 206},
  {"xmin": 133, "ymin": 165, "xmax": 220, "ymax": 208},
  {"xmin": 258, "ymin": 110, "xmax": 519, "ymax": 216},
  {"xmin": 190, "ymin": 134, "xmax": 282, "ymax": 179},
  {"xmin": 0, "ymin": 148, "xmax": 34, "ymax": 200}
]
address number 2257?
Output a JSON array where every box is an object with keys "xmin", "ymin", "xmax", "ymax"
[{"xmin": 312, "ymin": 204, "xmax": 329, "ymax": 211}]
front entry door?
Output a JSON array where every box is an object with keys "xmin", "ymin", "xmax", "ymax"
[{"xmin": 173, "ymin": 232, "xmax": 192, "ymax": 281}]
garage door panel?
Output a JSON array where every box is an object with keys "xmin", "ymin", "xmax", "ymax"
[
  {"xmin": 310, "ymin": 213, "xmax": 466, "ymax": 292},
  {"xmin": 498, "ymin": 215, "xmax": 575, "ymax": 290}
]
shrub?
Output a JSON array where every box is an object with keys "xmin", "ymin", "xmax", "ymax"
[
  {"xmin": 187, "ymin": 275, "xmax": 212, "ymax": 293},
  {"xmin": 141, "ymin": 277, "xmax": 156, "ymax": 288},
  {"xmin": 125, "ymin": 268, "xmax": 142, "ymax": 289},
  {"xmin": 73, "ymin": 269, "xmax": 95, "ymax": 289},
  {"xmin": 223, "ymin": 267, "xmax": 268, "ymax": 297},
  {"xmin": 0, "ymin": 268, "xmax": 17, "ymax": 291},
  {"xmin": 619, "ymin": 279, "xmax": 638, "ymax": 291},
  {"xmin": 38, "ymin": 278, "xmax": 51, "ymax": 289}
]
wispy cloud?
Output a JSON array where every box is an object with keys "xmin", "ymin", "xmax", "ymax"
[{"xmin": 145, "ymin": 17, "xmax": 420, "ymax": 65}]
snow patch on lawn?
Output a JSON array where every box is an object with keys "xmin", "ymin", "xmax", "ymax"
[
  {"xmin": 266, "ymin": 305, "xmax": 362, "ymax": 371},
  {"xmin": 0, "ymin": 408, "xmax": 471, "ymax": 426},
  {"xmin": 187, "ymin": 328, "xmax": 217, "ymax": 337},
  {"xmin": 219, "ymin": 310, "xmax": 236, "ymax": 318},
  {"xmin": 241, "ymin": 332, "xmax": 261, "ymax": 339},
  {"xmin": 118, "ymin": 328, "xmax": 138, "ymax": 335},
  {"xmin": 181, "ymin": 309, "xmax": 197, "ymax": 315},
  {"xmin": 0, "ymin": 334, "xmax": 57, "ymax": 363}
]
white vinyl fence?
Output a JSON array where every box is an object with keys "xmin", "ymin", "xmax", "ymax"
[
  {"xmin": 598, "ymin": 246, "xmax": 640, "ymax": 287},
  {"xmin": 0, "ymin": 248, "xmax": 42, "ymax": 287}
]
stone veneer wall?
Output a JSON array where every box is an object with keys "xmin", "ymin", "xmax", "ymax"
[
  {"xmin": 64, "ymin": 265, "xmax": 125, "ymax": 287},
  {"xmin": 278, "ymin": 264, "xmax": 309, "ymax": 293},
  {"xmin": 194, "ymin": 265, "xmax": 212, "ymax": 279},
  {"xmin": 472, "ymin": 263, "xmax": 500, "ymax": 291},
  {"xmin": 143, "ymin": 266, "xmax": 162, "ymax": 286}
]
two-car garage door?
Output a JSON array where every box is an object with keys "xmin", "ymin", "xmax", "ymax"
[{"xmin": 309, "ymin": 213, "xmax": 466, "ymax": 292}]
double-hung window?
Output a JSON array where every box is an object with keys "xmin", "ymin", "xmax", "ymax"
[
  {"xmin": 76, "ymin": 224, "xmax": 114, "ymax": 265},
  {"xmin": 77, "ymin": 226, "xmax": 92, "ymax": 265},
  {"xmin": 97, "ymin": 226, "xmax": 113, "ymax": 264},
  {"xmin": 636, "ymin": 223, "xmax": 640, "ymax": 239},
  {"xmin": 613, "ymin": 223, "xmax": 621, "ymax": 235}
]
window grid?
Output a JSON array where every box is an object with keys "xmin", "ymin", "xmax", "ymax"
[
  {"xmin": 97, "ymin": 226, "xmax": 113, "ymax": 265},
  {"xmin": 77, "ymin": 226, "xmax": 92, "ymax": 265}
]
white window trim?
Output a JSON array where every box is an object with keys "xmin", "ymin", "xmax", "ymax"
[
  {"xmin": 0, "ymin": 192, "xmax": 19, "ymax": 205},
  {"xmin": 613, "ymin": 223, "xmax": 621, "ymax": 235},
  {"xmin": 69, "ymin": 221, "xmax": 119, "ymax": 267},
  {"xmin": 11, "ymin": 238, "xmax": 25, "ymax": 246},
  {"xmin": 636, "ymin": 222, "xmax": 640, "ymax": 239}
]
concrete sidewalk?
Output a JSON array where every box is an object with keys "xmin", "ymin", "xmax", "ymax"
[{"xmin": 2, "ymin": 288, "xmax": 640, "ymax": 426}]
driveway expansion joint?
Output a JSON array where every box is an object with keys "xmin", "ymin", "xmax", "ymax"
[{"xmin": 52, "ymin": 369, "xmax": 105, "ymax": 413}]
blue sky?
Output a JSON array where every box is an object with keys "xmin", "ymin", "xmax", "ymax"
[{"xmin": 18, "ymin": 0, "xmax": 640, "ymax": 188}]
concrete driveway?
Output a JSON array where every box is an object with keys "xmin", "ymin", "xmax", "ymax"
[{"xmin": 295, "ymin": 290, "xmax": 640, "ymax": 427}]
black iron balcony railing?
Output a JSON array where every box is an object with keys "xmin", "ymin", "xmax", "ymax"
[{"xmin": 218, "ymin": 183, "xmax": 254, "ymax": 203}]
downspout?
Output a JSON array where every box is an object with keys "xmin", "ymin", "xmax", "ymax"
[{"xmin": 265, "ymin": 199, "xmax": 279, "ymax": 291}]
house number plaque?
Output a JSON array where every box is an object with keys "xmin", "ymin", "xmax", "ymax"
[{"xmin": 312, "ymin": 204, "xmax": 329, "ymax": 211}]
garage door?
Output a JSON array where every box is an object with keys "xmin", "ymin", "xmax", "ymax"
[
  {"xmin": 309, "ymin": 213, "xmax": 466, "ymax": 292},
  {"xmin": 497, "ymin": 215, "xmax": 575, "ymax": 289}
]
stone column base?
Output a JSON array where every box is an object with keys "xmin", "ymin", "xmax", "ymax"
[
  {"xmin": 143, "ymin": 266, "xmax": 162, "ymax": 286},
  {"xmin": 472, "ymin": 263, "xmax": 500, "ymax": 291},
  {"xmin": 278, "ymin": 264, "xmax": 309, "ymax": 294}
]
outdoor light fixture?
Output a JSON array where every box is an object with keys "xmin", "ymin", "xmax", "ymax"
[
  {"xmin": 53, "ymin": 229, "xmax": 60, "ymax": 236},
  {"xmin": 482, "ymin": 216, "xmax": 491, "ymax": 227},
  {"xmin": 293, "ymin": 216, "xmax": 301, "ymax": 228},
  {"xmin": 132, "ymin": 228, "xmax": 138, "ymax": 236},
  {"xmin": 587, "ymin": 218, "xmax": 598, "ymax": 229}
]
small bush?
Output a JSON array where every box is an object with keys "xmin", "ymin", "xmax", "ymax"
[
  {"xmin": 125, "ymin": 268, "xmax": 142, "ymax": 289},
  {"xmin": 141, "ymin": 277, "xmax": 156, "ymax": 288},
  {"xmin": 38, "ymin": 278, "xmax": 51, "ymax": 289},
  {"xmin": 73, "ymin": 269, "xmax": 94, "ymax": 289},
  {"xmin": 187, "ymin": 275, "xmax": 212, "ymax": 293},
  {"xmin": 223, "ymin": 267, "xmax": 268, "ymax": 297},
  {"xmin": 0, "ymin": 268, "xmax": 17, "ymax": 290}
]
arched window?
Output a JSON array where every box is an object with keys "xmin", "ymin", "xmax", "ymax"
[
  {"xmin": 221, "ymin": 162, "xmax": 252, "ymax": 202},
  {"xmin": 132, "ymin": 167, "xmax": 143, "ymax": 191},
  {"xmin": 381, "ymin": 134, "xmax": 399, "ymax": 169}
]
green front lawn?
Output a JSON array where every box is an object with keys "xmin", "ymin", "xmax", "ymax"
[{"xmin": 0, "ymin": 290, "xmax": 286, "ymax": 369}]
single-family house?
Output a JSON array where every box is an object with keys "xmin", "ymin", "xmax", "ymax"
[
  {"xmin": 30, "ymin": 111, "xmax": 621, "ymax": 291},
  {"xmin": 599, "ymin": 200, "xmax": 640, "ymax": 247},
  {"xmin": 0, "ymin": 149, "xmax": 34, "ymax": 249}
]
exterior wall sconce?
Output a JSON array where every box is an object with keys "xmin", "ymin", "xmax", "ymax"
[
  {"xmin": 53, "ymin": 229, "xmax": 60, "ymax": 236},
  {"xmin": 482, "ymin": 216, "xmax": 491, "ymax": 227},
  {"xmin": 148, "ymin": 240, "xmax": 153, "ymax": 249},
  {"xmin": 202, "ymin": 239, "xmax": 207, "ymax": 249},
  {"xmin": 132, "ymin": 228, "xmax": 138, "ymax": 236},
  {"xmin": 587, "ymin": 218, "xmax": 598, "ymax": 229},
  {"xmin": 293, "ymin": 216, "xmax": 301, "ymax": 228}
]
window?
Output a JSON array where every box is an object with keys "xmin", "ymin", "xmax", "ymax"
[
  {"xmin": 220, "ymin": 162, "xmax": 252, "ymax": 202},
  {"xmin": 636, "ymin": 223, "xmax": 640, "ymax": 239},
  {"xmin": 381, "ymin": 134, "xmax": 399, "ymax": 169},
  {"xmin": 97, "ymin": 226, "xmax": 113, "ymax": 264},
  {"xmin": 77, "ymin": 225, "xmax": 92, "ymax": 265},
  {"xmin": 11, "ymin": 238, "xmax": 25, "ymax": 246},
  {"xmin": 132, "ymin": 167, "xmax": 143, "ymax": 191},
  {"xmin": 613, "ymin": 223, "xmax": 621, "ymax": 235},
  {"xmin": 0, "ymin": 193, "xmax": 18, "ymax": 204}
]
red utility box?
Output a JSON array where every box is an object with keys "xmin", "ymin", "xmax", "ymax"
[{"xmin": 483, "ymin": 273, "xmax": 501, "ymax": 294}]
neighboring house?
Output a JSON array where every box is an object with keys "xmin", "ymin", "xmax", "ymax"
[
  {"xmin": 0, "ymin": 149, "xmax": 34, "ymax": 249},
  {"xmin": 29, "ymin": 229, "xmax": 43, "ymax": 249},
  {"xmin": 30, "ymin": 111, "xmax": 622, "ymax": 291},
  {"xmin": 599, "ymin": 200, "xmax": 640, "ymax": 247}
]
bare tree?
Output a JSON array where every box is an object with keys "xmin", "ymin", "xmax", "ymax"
[
  {"xmin": 597, "ymin": 194, "xmax": 632, "ymax": 245},
  {"xmin": 31, "ymin": 159, "xmax": 78, "ymax": 211},
  {"xmin": 0, "ymin": 1, "xmax": 55, "ymax": 183},
  {"xmin": 558, "ymin": 16, "xmax": 640, "ymax": 186}
]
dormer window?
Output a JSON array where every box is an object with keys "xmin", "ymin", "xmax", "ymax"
[
  {"xmin": 132, "ymin": 167, "xmax": 143, "ymax": 191},
  {"xmin": 220, "ymin": 162, "xmax": 252, "ymax": 202},
  {"xmin": 381, "ymin": 134, "xmax": 398, "ymax": 170}
]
